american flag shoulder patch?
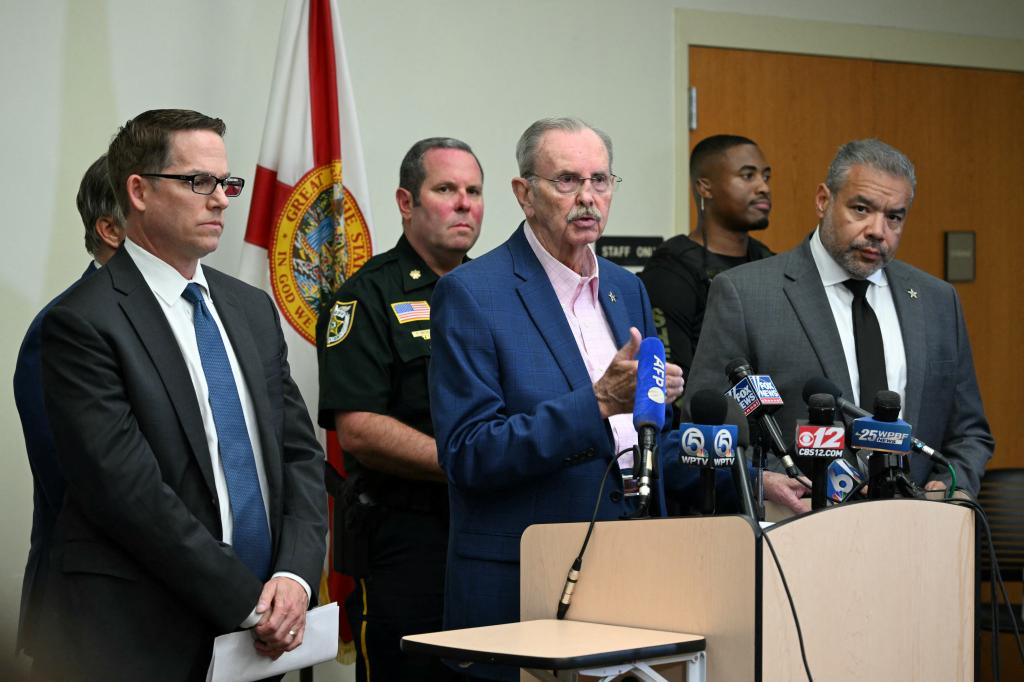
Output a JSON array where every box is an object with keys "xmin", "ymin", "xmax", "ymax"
[{"xmin": 390, "ymin": 300, "xmax": 430, "ymax": 324}]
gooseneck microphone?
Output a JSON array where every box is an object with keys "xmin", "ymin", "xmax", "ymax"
[
  {"xmin": 632, "ymin": 337, "xmax": 667, "ymax": 518},
  {"xmin": 802, "ymin": 377, "xmax": 952, "ymax": 469},
  {"xmin": 556, "ymin": 557, "xmax": 581, "ymax": 619},
  {"xmin": 724, "ymin": 358, "xmax": 801, "ymax": 478}
]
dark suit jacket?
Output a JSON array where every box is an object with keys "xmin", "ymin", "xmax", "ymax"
[
  {"xmin": 13, "ymin": 263, "xmax": 95, "ymax": 656},
  {"xmin": 685, "ymin": 236, "xmax": 993, "ymax": 495},
  {"xmin": 37, "ymin": 247, "xmax": 327, "ymax": 681},
  {"xmin": 429, "ymin": 226, "xmax": 699, "ymax": 680}
]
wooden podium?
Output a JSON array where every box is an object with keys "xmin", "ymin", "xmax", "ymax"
[{"xmin": 520, "ymin": 499, "xmax": 974, "ymax": 681}]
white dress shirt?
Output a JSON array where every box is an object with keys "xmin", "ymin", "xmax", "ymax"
[
  {"xmin": 808, "ymin": 228, "xmax": 908, "ymax": 413},
  {"xmin": 124, "ymin": 239, "xmax": 310, "ymax": 624}
]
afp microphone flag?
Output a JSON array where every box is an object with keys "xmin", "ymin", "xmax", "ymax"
[{"xmin": 239, "ymin": 0, "xmax": 374, "ymax": 661}]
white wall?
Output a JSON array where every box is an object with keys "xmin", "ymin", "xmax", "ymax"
[{"xmin": 1, "ymin": 0, "xmax": 1021, "ymax": 674}]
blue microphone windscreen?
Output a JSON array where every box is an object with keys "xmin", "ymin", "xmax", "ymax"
[{"xmin": 633, "ymin": 337, "xmax": 667, "ymax": 430}]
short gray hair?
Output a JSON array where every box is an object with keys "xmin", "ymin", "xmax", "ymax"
[
  {"xmin": 399, "ymin": 137, "xmax": 482, "ymax": 205},
  {"xmin": 825, "ymin": 138, "xmax": 916, "ymax": 203},
  {"xmin": 515, "ymin": 117, "xmax": 613, "ymax": 178},
  {"xmin": 77, "ymin": 153, "xmax": 123, "ymax": 256}
]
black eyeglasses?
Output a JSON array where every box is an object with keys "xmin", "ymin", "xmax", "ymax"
[{"xmin": 140, "ymin": 173, "xmax": 246, "ymax": 197}]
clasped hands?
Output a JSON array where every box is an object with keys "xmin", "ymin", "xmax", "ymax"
[{"xmin": 251, "ymin": 576, "xmax": 309, "ymax": 660}]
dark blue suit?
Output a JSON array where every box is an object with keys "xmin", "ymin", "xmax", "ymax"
[
  {"xmin": 13, "ymin": 262, "xmax": 96, "ymax": 655},
  {"xmin": 429, "ymin": 226, "xmax": 699, "ymax": 679}
]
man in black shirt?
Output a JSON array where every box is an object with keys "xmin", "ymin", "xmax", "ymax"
[
  {"xmin": 317, "ymin": 137, "xmax": 483, "ymax": 681},
  {"xmin": 640, "ymin": 135, "xmax": 774, "ymax": 377}
]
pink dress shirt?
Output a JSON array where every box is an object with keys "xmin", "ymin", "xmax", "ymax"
[{"xmin": 523, "ymin": 224, "xmax": 638, "ymax": 466}]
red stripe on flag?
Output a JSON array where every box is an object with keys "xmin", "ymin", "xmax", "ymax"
[
  {"xmin": 243, "ymin": 165, "xmax": 294, "ymax": 248},
  {"xmin": 308, "ymin": 0, "xmax": 341, "ymax": 167},
  {"xmin": 325, "ymin": 434, "xmax": 355, "ymax": 644}
]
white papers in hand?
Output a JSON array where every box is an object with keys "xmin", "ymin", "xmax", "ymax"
[{"xmin": 206, "ymin": 602, "xmax": 339, "ymax": 682}]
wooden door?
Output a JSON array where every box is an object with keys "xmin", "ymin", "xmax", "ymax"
[{"xmin": 689, "ymin": 46, "xmax": 1024, "ymax": 473}]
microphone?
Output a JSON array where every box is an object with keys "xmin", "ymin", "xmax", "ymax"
[
  {"xmin": 796, "ymin": 393, "xmax": 846, "ymax": 510},
  {"xmin": 851, "ymin": 390, "xmax": 913, "ymax": 499},
  {"xmin": 680, "ymin": 390, "xmax": 737, "ymax": 514},
  {"xmin": 556, "ymin": 340, "xmax": 665, "ymax": 620},
  {"xmin": 556, "ymin": 557, "xmax": 581, "ymax": 619},
  {"xmin": 802, "ymin": 377, "xmax": 951, "ymax": 468},
  {"xmin": 724, "ymin": 397, "xmax": 759, "ymax": 520},
  {"xmin": 826, "ymin": 458, "xmax": 864, "ymax": 503},
  {"xmin": 632, "ymin": 337, "xmax": 667, "ymax": 517},
  {"xmin": 724, "ymin": 359, "xmax": 801, "ymax": 478}
]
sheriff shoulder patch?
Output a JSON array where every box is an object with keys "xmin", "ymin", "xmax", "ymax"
[{"xmin": 326, "ymin": 300, "xmax": 357, "ymax": 347}]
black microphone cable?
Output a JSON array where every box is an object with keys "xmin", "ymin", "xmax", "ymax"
[
  {"xmin": 761, "ymin": 530, "xmax": 814, "ymax": 681},
  {"xmin": 555, "ymin": 446, "xmax": 634, "ymax": 620},
  {"xmin": 944, "ymin": 497, "xmax": 1024, "ymax": 679}
]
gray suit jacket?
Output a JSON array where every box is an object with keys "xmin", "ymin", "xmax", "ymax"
[
  {"xmin": 37, "ymin": 247, "xmax": 327, "ymax": 681},
  {"xmin": 685, "ymin": 236, "xmax": 993, "ymax": 495}
]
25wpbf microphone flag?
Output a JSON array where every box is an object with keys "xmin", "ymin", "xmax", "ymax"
[{"xmin": 239, "ymin": 0, "xmax": 374, "ymax": 661}]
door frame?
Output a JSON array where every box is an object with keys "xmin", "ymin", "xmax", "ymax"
[{"xmin": 673, "ymin": 8, "xmax": 1024, "ymax": 234}]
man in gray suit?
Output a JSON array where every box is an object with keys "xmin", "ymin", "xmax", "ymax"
[{"xmin": 685, "ymin": 139, "xmax": 993, "ymax": 497}]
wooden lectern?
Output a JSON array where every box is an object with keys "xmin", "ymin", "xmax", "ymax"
[{"xmin": 520, "ymin": 499, "xmax": 974, "ymax": 681}]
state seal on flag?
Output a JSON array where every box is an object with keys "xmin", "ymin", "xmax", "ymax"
[{"xmin": 270, "ymin": 160, "xmax": 372, "ymax": 343}]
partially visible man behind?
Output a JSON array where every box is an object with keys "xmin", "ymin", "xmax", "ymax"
[
  {"xmin": 685, "ymin": 138, "xmax": 993, "ymax": 495},
  {"xmin": 36, "ymin": 109, "xmax": 327, "ymax": 681},
  {"xmin": 13, "ymin": 154, "xmax": 124, "ymax": 659},
  {"xmin": 640, "ymin": 134, "xmax": 774, "ymax": 378},
  {"xmin": 316, "ymin": 137, "xmax": 483, "ymax": 681}
]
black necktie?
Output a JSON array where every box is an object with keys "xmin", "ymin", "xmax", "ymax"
[{"xmin": 843, "ymin": 279, "xmax": 888, "ymax": 410}]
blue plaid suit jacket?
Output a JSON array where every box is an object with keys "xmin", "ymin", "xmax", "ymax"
[{"xmin": 429, "ymin": 225, "xmax": 700, "ymax": 644}]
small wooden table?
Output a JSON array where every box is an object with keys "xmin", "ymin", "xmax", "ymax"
[{"xmin": 402, "ymin": 619, "xmax": 707, "ymax": 681}]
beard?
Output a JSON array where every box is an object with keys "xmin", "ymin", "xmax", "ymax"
[
  {"xmin": 743, "ymin": 216, "xmax": 770, "ymax": 232},
  {"xmin": 821, "ymin": 226, "xmax": 893, "ymax": 278},
  {"xmin": 722, "ymin": 211, "xmax": 769, "ymax": 233}
]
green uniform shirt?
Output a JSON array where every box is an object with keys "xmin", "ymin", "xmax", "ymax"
[{"xmin": 317, "ymin": 236, "xmax": 439, "ymax": 464}]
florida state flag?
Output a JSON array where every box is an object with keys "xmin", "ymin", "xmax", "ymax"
[{"xmin": 239, "ymin": 0, "xmax": 373, "ymax": 661}]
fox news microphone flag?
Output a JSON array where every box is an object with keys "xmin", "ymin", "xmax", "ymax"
[{"xmin": 239, "ymin": 0, "xmax": 375, "ymax": 663}]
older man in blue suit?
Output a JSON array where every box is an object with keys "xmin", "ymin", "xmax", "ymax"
[{"xmin": 429, "ymin": 118, "xmax": 804, "ymax": 681}]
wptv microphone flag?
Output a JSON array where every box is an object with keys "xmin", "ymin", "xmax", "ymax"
[{"xmin": 239, "ymin": 0, "xmax": 374, "ymax": 662}]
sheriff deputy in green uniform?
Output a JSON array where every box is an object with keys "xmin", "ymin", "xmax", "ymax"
[{"xmin": 316, "ymin": 137, "xmax": 483, "ymax": 682}]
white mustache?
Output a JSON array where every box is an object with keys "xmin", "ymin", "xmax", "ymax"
[{"xmin": 567, "ymin": 206, "xmax": 602, "ymax": 222}]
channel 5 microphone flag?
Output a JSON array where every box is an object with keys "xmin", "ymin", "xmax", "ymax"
[{"xmin": 239, "ymin": 0, "xmax": 375, "ymax": 663}]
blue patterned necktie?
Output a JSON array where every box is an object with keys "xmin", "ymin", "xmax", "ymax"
[{"xmin": 182, "ymin": 283, "xmax": 271, "ymax": 580}]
